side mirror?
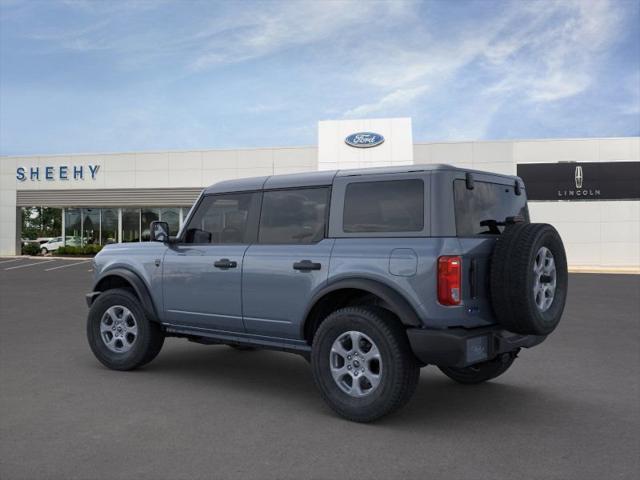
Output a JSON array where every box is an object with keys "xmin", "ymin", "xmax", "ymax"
[{"xmin": 150, "ymin": 221, "xmax": 170, "ymax": 243}]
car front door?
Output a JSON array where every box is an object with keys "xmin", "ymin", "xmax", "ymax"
[
  {"xmin": 242, "ymin": 187, "xmax": 333, "ymax": 344},
  {"xmin": 162, "ymin": 192, "xmax": 260, "ymax": 333}
]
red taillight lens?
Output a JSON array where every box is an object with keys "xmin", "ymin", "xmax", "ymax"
[{"xmin": 438, "ymin": 256, "xmax": 461, "ymax": 306}]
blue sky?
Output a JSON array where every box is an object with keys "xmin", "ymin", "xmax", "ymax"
[{"xmin": 1, "ymin": 0, "xmax": 639, "ymax": 155}]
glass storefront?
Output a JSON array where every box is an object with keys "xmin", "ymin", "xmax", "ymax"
[
  {"xmin": 122, "ymin": 208, "xmax": 141, "ymax": 243},
  {"xmin": 57, "ymin": 207, "xmax": 188, "ymax": 246},
  {"xmin": 101, "ymin": 209, "xmax": 118, "ymax": 244},
  {"xmin": 160, "ymin": 208, "xmax": 180, "ymax": 236},
  {"xmin": 64, "ymin": 208, "xmax": 82, "ymax": 246},
  {"xmin": 141, "ymin": 208, "xmax": 160, "ymax": 241},
  {"xmin": 82, "ymin": 208, "xmax": 100, "ymax": 245}
]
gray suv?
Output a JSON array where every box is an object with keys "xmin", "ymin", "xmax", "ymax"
[{"xmin": 86, "ymin": 165, "xmax": 568, "ymax": 422}]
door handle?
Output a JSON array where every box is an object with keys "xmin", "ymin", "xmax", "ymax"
[
  {"xmin": 214, "ymin": 258, "xmax": 237, "ymax": 269},
  {"xmin": 293, "ymin": 260, "xmax": 321, "ymax": 271}
]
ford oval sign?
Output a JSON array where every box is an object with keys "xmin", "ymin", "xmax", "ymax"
[{"xmin": 345, "ymin": 132, "xmax": 385, "ymax": 148}]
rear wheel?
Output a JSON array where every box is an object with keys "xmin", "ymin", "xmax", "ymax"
[
  {"xmin": 87, "ymin": 288, "xmax": 164, "ymax": 371},
  {"xmin": 439, "ymin": 352, "xmax": 517, "ymax": 385},
  {"xmin": 311, "ymin": 306, "xmax": 419, "ymax": 422}
]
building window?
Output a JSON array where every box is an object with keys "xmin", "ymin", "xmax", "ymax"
[
  {"xmin": 141, "ymin": 208, "xmax": 160, "ymax": 241},
  {"xmin": 122, "ymin": 208, "xmax": 140, "ymax": 243},
  {"xmin": 101, "ymin": 209, "xmax": 118, "ymax": 244},
  {"xmin": 64, "ymin": 208, "xmax": 82, "ymax": 246},
  {"xmin": 82, "ymin": 208, "xmax": 100, "ymax": 245},
  {"xmin": 160, "ymin": 208, "xmax": 181, "ymax": 236}
]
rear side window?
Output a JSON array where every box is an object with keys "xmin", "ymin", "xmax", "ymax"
[
  {"xmin": 454, "ymin": 180, "xmax": 529, "ymax": 236},
  {"xmin": 343, "ymin": 179, "xmax": 424, "ymax": 233},
  {"xmin": 259, "ymin": 188, "xmax": 329, "ymax": 244}
]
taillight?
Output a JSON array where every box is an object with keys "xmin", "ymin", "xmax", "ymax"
[{"xmin": 438, "ymin": 256, "xmax": 461, "ymax": 306}]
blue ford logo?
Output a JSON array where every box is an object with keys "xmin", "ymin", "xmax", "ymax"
[{"xmin": 345, "ymin": 132, "xmax": 385, "ymax": 148}]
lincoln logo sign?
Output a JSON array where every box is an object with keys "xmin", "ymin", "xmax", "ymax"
[
  {"xmin": 345, "ymin": 132, "xmax": 385, "ymax": 148},
  {"xmin": 574, "ymin": 166, "xmax": 583, "ymax": 189},
  {"xmin": 517, "ymin": 162, "xmax": 640, "ymax": 201},
  {"xmin": 16, "ymin": 164, "xmax": 100, "ymax": 182}
]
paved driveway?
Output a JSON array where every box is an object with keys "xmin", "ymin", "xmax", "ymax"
[{"xmin": 0, "ymin": 261, "xmax": 638, "ymax": 480}]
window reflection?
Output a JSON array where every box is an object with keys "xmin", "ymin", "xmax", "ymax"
[
  {"xmin": 141, "ymin": 208, "xmax": 160, "ymax": 241},
  {"xmin": 82, "ymin": 208, "xmax": 100, "ymax": 245},
  {"xmin": 160, "ymin": 208, "xmax": 180, "ymax": 236},
  {"xmin": 122, "ymin": 208, "xmax": 140, "ymax": 243},
  {"xmin": 64, "ymin": 209, "xmax": 82, "ymax": 246},
  {"xmin": 101, "ymin": 209, "xmax": 118, "ymax": 244}
]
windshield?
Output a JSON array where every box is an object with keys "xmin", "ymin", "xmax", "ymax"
[{"xmin": 454, "ymin": 179, "xmax": 529, "ymax": 236}]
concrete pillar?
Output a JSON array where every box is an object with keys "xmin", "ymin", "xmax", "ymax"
[{"xmin": 0, "ymin": 158, "xmax": 18, "ymax": 256}]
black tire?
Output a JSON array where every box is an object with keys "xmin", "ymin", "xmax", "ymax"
[
  {"xmin": 40, "ymin": 248, "xmax": 48, "ymax": 255},
  {"xmin": 87, "ymin": 288, "xmax": 164, "ymax": 371},
  {"xmin": 490, "ymin": 223, "xmax": 568, "ymax": 335},
  {"xmin": 439, "ymin": 352, "xmax": 517, "ymax": 385},
  {"xmin": 311, "ymin": 306, "xmax": 420, "ymax": 423}
]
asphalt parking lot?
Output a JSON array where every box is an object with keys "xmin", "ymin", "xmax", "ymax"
[{"xmin": 0, "ymin": 257, "xmax": 638, "ymax": 480}]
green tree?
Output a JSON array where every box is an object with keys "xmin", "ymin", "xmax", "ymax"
[{"xmin": 21, "ymin": 207, "xmax": 62, "ymax": 239}]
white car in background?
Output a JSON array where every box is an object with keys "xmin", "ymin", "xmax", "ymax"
[
  {"xmin": 40, "ymin": 237, "xmax": 81, "ymax": 255},
  {"xmin": 40, "ymin": 237, "xmax": 64, "ymax": 254}
]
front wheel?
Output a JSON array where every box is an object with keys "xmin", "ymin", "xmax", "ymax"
[
  {"xmin": 87, "ymin": 288, "xmax": 164, "ymax": 371},
  {"xmin": 311, "ymin": 306, "xmax": 420, "ymax": 422},
  {"xmin": 40, "ymin": 248, "xmax": 48, "ymax": 255},
  {"xmin": 438, "ymin": 352, "xmax": 517, "ymax": 385}
]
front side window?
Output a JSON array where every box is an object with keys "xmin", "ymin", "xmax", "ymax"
[
  {"xmin": 343, "ymin": 179, "xmax": 424, "ymax": 233},
  {"xmin": 259, "ymin": 188, "xmax": 329, "ymax": 244},
  {"xmin": 184, "ymin": 193, "xmax": 259, "ymax": 244}
]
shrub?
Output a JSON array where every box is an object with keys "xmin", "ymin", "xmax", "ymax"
[
  {"xmin": 56, "ymin": 244, "xmax": 103, "ymax": 256},
  {"xmin": 22, "ymin": 243, "xmax": 41, "ymax": 256}
]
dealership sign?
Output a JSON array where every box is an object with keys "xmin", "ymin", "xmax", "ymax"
[
  {"xmin": 345, "ymin": 132, "xmax": 385, "ymax": 148},
  {"xmin": 517, "ymin": 162, "xmax": 640, "ymax": 201},
  {"xmin": 16, "ymin": 164, "xmax": 100, "ymax": 182}
]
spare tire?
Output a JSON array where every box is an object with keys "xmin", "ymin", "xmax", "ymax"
[{"xmin": 490, "ymin": 223, "xmax": 568, "ymax": 335}]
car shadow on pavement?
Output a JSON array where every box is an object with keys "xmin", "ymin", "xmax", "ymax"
[{"xmin": 133, "ymin": 342, "xmax": 579, "ymax": 428}]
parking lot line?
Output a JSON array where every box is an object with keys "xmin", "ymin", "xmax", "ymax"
[
  {"xmin": 5, "ymin": 260, "xmax": 56, "ymax": 270},
  {"xmin": 45, "ymin": 260, "xmax": 90, "ymax": 271},
  {"xmin": 0, "ymin": 258, "xmax": 23, "ymax": 265}
]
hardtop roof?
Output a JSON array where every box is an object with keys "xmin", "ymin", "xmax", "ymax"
[{"xmin": 203, "ymin": 163, "xmax": 518, "ymax": 194}]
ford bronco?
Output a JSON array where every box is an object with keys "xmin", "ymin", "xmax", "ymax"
[{"xmin": 86, "ymin": 165, "xmax": 567, "ymax": 422}]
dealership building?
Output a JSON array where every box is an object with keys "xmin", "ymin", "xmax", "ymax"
[{"xmin": 1, "ymin": 118, "xmax": 638, "ymax": 270}]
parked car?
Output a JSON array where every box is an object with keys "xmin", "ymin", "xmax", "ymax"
[
  {"xmin": 40, "ymin": 237, "xmax": 64, "ymax": 254},
  {"xmin": 40, "ymin": 236, "xmax": 81, "ymax": 254},
  {"xmin": 86, "ymin": 165, "xmax": 568, "ymax": 422}
]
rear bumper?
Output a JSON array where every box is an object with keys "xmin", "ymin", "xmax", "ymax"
[{"xmin": 406, "ymin": 326, "xmax": 546, "ymax": 368}]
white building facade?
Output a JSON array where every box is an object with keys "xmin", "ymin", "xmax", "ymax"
[{"xmin": 1, "ymin": 118, "xmax": 638, "ymax": 270}]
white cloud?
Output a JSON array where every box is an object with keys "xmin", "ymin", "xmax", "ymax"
[
  {"xmin": 189, "ymin": 1, "xmax": 414, "ymax": 71},
  {"xmin": 341, "ymin": 0, "xmax": 625, "ymax": 135},
  {"xmin": 344, "ymin": 85, "xmax": 429, "ymax": 117}
]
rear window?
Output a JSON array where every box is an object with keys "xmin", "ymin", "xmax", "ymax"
[
  {"xmin": 454, "ymin": 180, "xmax": 529, "ymax": 236},
  {"xmin": 343, "ymin": 179, "xmax": 424, "ymax": 233}
]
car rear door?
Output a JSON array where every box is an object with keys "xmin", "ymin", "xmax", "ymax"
[{"xmin": 242, "ymin": 186, "xmax": 333, "ymax": 344}]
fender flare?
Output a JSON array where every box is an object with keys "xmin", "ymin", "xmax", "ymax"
[
  {"xmin": 90, "ymin": 268, "xmax": 159, "ymax": 321},
  {"xmin": 303, "ymin": 277, "xmax": 422, "ymax": 336}
]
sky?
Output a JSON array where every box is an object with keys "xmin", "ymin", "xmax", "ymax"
[{"xmin": 0, "ymin": 0, "xmax": 639, "ymax": 155}]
